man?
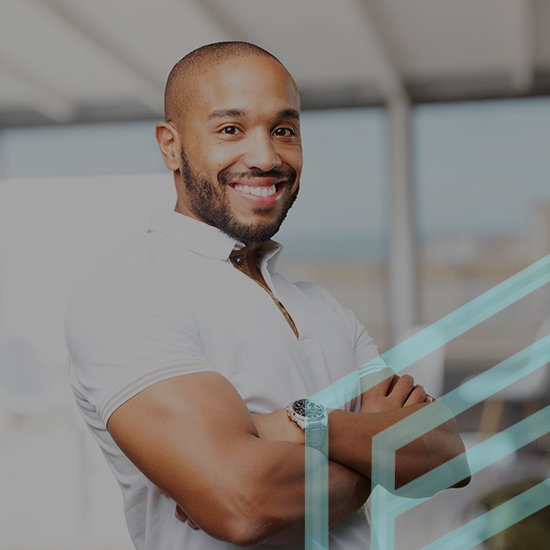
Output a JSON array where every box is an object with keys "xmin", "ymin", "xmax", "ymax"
[{"xmin": 66, "ymin": 42, "xmax": 469, "ymax": 549}]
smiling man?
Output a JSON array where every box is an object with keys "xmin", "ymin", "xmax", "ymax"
[{"xmin": 66, "ymin": 42, "xmax": 469, "ymax": 550}]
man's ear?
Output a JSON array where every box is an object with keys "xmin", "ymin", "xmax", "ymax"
[{"xmin": 155, "ymin": 122, "xmax": 181, "ymax": 172}]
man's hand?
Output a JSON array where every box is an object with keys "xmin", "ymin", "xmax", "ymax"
[
  {"xmin": 360, "ymin": 372, "xmax": 433, "ymax": 414},
  {"xmin": 174, "ymin": 505, "xmax": 199, "ymax": 529},
  {"xmin": 156, "ymin": 487, "xmax": 199, "ymax": 529},
  {"xmin": 328, "ymin": 369, "xmax": 469, "ymax": 494}
]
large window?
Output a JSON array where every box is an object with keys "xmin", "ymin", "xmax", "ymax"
[{"xmin": 414, "ymin": 97, "xmax": 550, "ymax": 371}]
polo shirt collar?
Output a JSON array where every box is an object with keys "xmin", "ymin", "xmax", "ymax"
[{"xmin": 148, "ymin": 210, "xmax": 283, "ymax": 271}]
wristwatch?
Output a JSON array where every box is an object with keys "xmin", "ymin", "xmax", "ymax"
[{"xmin": 286, "ymin": 398, "xmax": 328, "ymax": 452}]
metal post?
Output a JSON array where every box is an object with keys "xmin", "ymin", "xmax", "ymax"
[{"xmin": 387, "ymin": 94, "xmax": 419, "ymax": 345}]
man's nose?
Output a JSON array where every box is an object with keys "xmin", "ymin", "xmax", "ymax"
[{"xmin": 242, "ymin": 133, "xmax": 282, "ymax": 172}]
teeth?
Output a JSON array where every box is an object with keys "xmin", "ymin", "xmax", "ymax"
[{"xmin": 235, "ymin": 184, "xmax": 277, "ymax": 197}]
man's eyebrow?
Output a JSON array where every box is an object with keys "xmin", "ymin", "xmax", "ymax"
[
  {"xmin": 207, "ymin": 108, "xmax": 300, "ymax": 121},
  {"xmin": 208, "ymin": 109, "xmax": 245, "ymax": 120},
  {"xmin": 277, "ymin": 109, "xmax": 300, "ymax": 121}
]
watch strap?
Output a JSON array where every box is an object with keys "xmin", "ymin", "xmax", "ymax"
[
  {"xmin": 304, "ymin": 413, "xmax": 327, "ymax": 452},
  {"xmin": 304, "ymin": 399, "xmax": 327, "ymax": 453}
]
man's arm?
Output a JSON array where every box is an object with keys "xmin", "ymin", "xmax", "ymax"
[
  {"xmin": 108, "ymin": 370, "xmax": 468, "ymax": 545},
  {"xmin": 331, "ymin": 373, "xmax": 471, "ymax": 491},
  {"xmin": 253, "ymin": 373, "xmax": 470, "ymax": 494},
  {"xmin": 107, "ymin": 371, "xmax": 370, "ymax": 547}
]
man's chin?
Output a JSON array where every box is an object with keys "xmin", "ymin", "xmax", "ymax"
[{"xmin": 221, "ymin": 220, "xmax": 283, "ymax": 244}]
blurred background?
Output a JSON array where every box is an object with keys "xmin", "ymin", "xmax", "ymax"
[{"xmin": 1, "ymin": 0, "xmax": 550, "ymax": 549}]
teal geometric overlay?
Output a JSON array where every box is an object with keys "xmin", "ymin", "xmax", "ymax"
[
  {"xmin": 304, "ymin": 421, "xmax": 329, "ymax": 548},
  {"xmin": 305, "ymin": 253, "xmax": 550, "ymax": 550}
]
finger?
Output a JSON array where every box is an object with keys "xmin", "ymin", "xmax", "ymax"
[
  {"xmin": 175, "ymin": 505, "xmax": 188, "ymax": 522},
  {"xmin": 404, "ymin": 384, "xmax": 427, "ymax": 407},
  {"xmin": 386, "ymin": 374, "xmax": 401, "ymax": 395},
  {"xmin": 426, "ymin": 395, "xmax": 435, "ymax": 403},
  {"xmin": 187, "ymin": 519, "xmax": 200, "ymax": 530},
  {"xmin": 388, "ymin": 374, "xmax": 415, "ymax": 405},
  {"xmin": 361, "ymin": 367, "xmax": 395, "ymax": 394},
  {"xmin": 366, "ymin": 368, "xmax": 396, "ymax": 396}
]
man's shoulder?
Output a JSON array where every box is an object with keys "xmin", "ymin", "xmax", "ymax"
[
  {"xmin": 75, "ymin": 234, "xmax": 160, "ymax": 284},
  {"xmin": 66, "ymin": 233, "xmax": 184, "ymax": 321}
]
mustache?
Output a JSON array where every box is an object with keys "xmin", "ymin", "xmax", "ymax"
[{"xmin": 218, "ymin": 167, "xmax": 296, "ymax": 186}]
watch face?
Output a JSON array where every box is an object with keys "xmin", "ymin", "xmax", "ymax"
[
  {"xmin": 292, "ymin": 399, "xmax": 307, "ymax": 417},
  {"xmin": 305, "ymin": 401, "xmax": 325, "ymax": 420},
  {"xmin": 292, "ymin": 399, "xmax": 324, "ymax": 420}
]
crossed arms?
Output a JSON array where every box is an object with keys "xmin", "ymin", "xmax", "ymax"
[{"xmin": 108, "ymin": 369, "xmax": 470, "ymax": 547}]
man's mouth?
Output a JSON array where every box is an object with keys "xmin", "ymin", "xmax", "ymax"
[
  {"xmin": 233, "ymin": 183, "xmax": 278, "ymax": 197},
  {"xmin": 220, "ymin": 168, "xmax": 295, "ymax": 206}
]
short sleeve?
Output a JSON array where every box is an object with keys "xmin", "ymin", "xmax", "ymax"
[{"xmin": 66, "ymin": 258, "xmax": 212, "ymax": 426}]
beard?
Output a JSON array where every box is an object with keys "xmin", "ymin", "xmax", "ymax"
[{"xmin": 180, "ymin": 147, "xmax": 299, "ymax": 244}]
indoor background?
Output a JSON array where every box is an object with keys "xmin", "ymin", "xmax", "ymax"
[{"xmin": 1, "ymin": 1, "xmax": 550, "ymax": 549}]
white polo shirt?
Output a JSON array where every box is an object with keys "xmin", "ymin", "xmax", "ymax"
[{"xmin": 66, "ymin": 210, "xmax": 380, "ymax": 550}]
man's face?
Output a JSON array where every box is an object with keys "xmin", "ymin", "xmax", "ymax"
[{"xmin": 174, "ymin": 55, "xmax": 303, "ymax": 244}]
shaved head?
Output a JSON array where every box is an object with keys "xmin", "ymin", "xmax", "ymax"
[{"xmin": 164, "ymin": 42, "xmax": 295, "ymax": 129}]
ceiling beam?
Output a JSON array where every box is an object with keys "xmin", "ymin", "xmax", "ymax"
[
  {"xmin": 33, "ymin": 0, "xmax": 165, "ymax": 114},
  {"xmin": 188, "ymin": 0, "xmax": 252, "ymax": 42},
  {"xmin": 507, "ymin": 0, "xmax": 535, "ymax": 93},
  {"xmin": 0, "ymin": 56, "xmax": 75, "ymax": 123},
  {"xmin": 352, "ymin": 0, "xmax": 408, "ymax": 103}
]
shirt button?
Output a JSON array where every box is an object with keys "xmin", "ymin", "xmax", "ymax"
[{"xmin": 234, "ymin": 255, "xmax": 243, "ymax": 265}]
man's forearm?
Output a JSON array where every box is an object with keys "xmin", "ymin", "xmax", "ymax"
[
  {"xmin": 254, "ymin": 391, "xmax": 469, "ymax": 501},
  {"xmin": 262, "ymin": 460, "xmax": 370, "ymax": 546},
  {"xmin": 328, "ymin": 461, "xmax": 371, "ymax": 526},
  {"xmin": 327, "ymin": 403, "xmax": 470, "ymax": 493},
  {"xmin": 251, "ymin": 410, "xmax": 371, "ymax": 544}
]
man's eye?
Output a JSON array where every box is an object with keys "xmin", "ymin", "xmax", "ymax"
[
  {"xmin": 220, "ymin": 126, "xmax": 240, "ymax": 135},
  {"xmin": 274, "ymin": 127, "xmax": 296, "ymax": 137}
]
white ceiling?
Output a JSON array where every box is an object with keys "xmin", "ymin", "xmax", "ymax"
[{"xmin": 0, "ymin": 0, "xmax": 549, "ymax": 126}]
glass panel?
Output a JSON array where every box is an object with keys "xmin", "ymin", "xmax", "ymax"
[{"xmin": 414, "ymin": 97, "xmax": 550, "ymax": 377}]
